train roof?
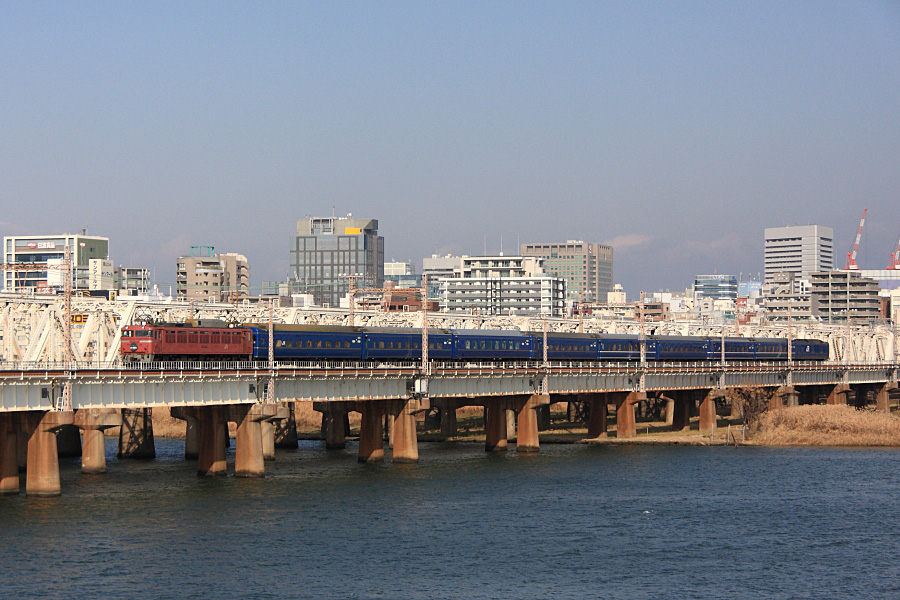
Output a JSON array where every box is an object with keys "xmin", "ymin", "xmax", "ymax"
[{"xmin": 450, "ymin": 328, "xmax": 530, "ymax": 338}]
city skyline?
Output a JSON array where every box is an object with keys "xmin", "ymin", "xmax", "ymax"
[{"xmin": 2, "ymin": 3, "xmax": 899, "ymax": 295}]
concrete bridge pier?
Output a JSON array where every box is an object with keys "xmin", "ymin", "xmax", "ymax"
[
  {"xmin": 616, "ymin": 392, "xmax": 643, "ymax": 438},
  {"xmin": 118, "ymin": 408, "xmax": 155, "ymax": 459},
  {"xmin": 260, "ymin": 420, "xmax": 276, "ymax": 460},
  {"xmin": 484, "ymin": 399, "xmax": 509, "ymax": 452},
  {"xmin": 578, "ymin": 393, "xmax": 608, "ymax": 438},
  {"xmin": 194, "ymin": 406, "xmax": 228, "ymax": 476},
  {"xmin": 768, "ymin": 386, "xmax": 797, "ymax": 411},
  {"xmin": 515, "ymin": 394, "xmax": 547, "ymax": 453},
  {"xmin": 671, "ymin": 391, "xmax": 693, "ymax": 431},
  {"xmin": 389, "ymin": 399, "xmax": 420, "ymax": 463},
  {"xmin": 169, "ymin": 407, "xmax": 199, "ymax": 459},
  {"xmin": 315, "ymin": 402, "xmax": 349, "ymax": 450},
  {"xmin": 228, "ymin": 404, "xmax": 276, "ymax": 478},
  {"xmin": 358, "ymin": 401, "xmax": 385, "ymax": 463},
  {"xmin": 74, "ymin": 409, "xmax": 122, "ymax": 474},
  {"xmin": 699, "ymin": 389, "xmax": 723, "ymax": 434},
  {"xmin": 827, "ymin": 384, "xmax": 851, "ymax": 406},
  {"xmin": 24, "ymin": 411, "xmax": 74, "ymax": 497},
  {"xmin": 0, "ymin": 413, "xmax": 19, "ymax": 494},
  {"xmin": 438, "ymin": 399, "xmax": 458, "ymax": 440},
  {"xmin": 274, "ymin": 402, "xmax": 299, "ymax": 449},
  {"xmin": 876, "ymin": 382, "xmax": 899, "ymax": 412}
]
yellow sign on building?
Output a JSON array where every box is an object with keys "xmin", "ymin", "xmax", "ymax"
[{"xmin": 344, "ymin": 227, "xmax": 362, "ymax": 235}]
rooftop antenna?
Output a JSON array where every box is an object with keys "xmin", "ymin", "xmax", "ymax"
[{"xmin": 500, "ymin": 235, "xmax": 503, "ymax": 256}]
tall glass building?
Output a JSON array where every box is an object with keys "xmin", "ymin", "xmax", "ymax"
[{"xmin": 291, "ymin": 216, "xmax": 384, "ymax": 307}]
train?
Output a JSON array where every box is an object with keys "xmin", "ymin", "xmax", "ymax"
[{"xmin": 119, "ymin": 323, "xmax": 831, "ymax": 363}]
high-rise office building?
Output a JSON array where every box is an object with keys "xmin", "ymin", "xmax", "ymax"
[
  {"xmin": 764, "ymin": 225, "xmax": 834, "ymax": 283},
  {"xmin": 291, "ymin": 216, "xmax": 384, "ymax": 307},
  {"xmin": 520, "ymin": 241, "xmax": 613, "ymax": 302}
]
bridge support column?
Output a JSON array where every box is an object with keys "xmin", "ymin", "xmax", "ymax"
[
  {"xmin": 194, "ymin": 406, "xmax": 227, "ymax": 476},
  {"xmin": 769, "ymin": 386, "xmax": 797, "ymax": 412},
  {"xmin": 227, "ymin": 405, "xmax": 272, "ymax": 478},
  {"xmin": 170, "ymin": 407, "xmax": 199, "ymax": 459},
  {"xmin": 389, "ymin": 399, "xmax": 419, "ymax": 463},
  {"xmin": 260, "ymin": 420, "xmax": 275, "ymax": 460},
  {"xmin": 699, "ymin": 389, "xmax": 723, "ymax": 435},
  {"xmin": 536, "ymin": 404, "xmax": 551, "ymax": 431},
  {"xmin": 616, "ymin": 392, "xmax": 643, "ymax": 439},
  {"xmin": 827, "ymin": 384, "xmax": 850, "ymax": 406},
  {"xmin": 358, "ymin": 401, "xmax": 385, "ymax": 463},
  {"xmin": 316, "ymin": 402, "xmax": 348, "ymax": 450},
  {"xmin": 24, "ymin": 411, "xmax": 74, "ymax": 497},
  {"xmin": 515, "ymin": 394, "xmax": 546, "ymax": 453},
  {"xmin": 118, "ymin": 408, "xmax": 155, "ymax": 459},
  {"xmin": 439, "ymin": 400, "xmax": 458, "ymax": 439},
  {"xmin": 876, "ymin": 383, "xmax": 898, "ymax": 412},
  {"xmin": 274, "ymin": 402, "xmax": 299, "ymax": 449},
  {"xmin": 74, "ymin": 409, "xmax": 122, "ymax": 474},
  {"xmin": 0, "ymin": 413, "xmax": 19, "ymax": 495},
  {"xmin": 671, "ymin": 392, "xmax": 692, "ymax": 431},
  {"xmin": 579, "ymin": 393, "xmax": 608, "ymax": 438},
  {"xmin": 484, "ymin": 399, "xmax": 508, "ymax": 452}
]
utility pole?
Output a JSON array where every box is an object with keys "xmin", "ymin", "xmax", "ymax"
[
  {"xmin": 266, "ymin": 301, "xmax": 275, "ymax": 404},
  {"xmin": 60, "ymin": 243, "xmax": 74, "ymax": 411},
  {"xmin": 639, "ymin": 291, "xmax": 646, "ymax": 392}
]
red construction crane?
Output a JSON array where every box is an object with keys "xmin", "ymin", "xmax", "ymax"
[
  {"xmin": 888, "ymin": 234, "xmax": 900, "ymax": 270},
  {"xmin": 844, "ymin": 208, "xmax": 867, "ymax": 270}
]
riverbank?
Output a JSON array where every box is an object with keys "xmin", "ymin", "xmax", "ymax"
[{"xmin": 751, "ymin": 404, "xmax": 900, "ymax": 446}]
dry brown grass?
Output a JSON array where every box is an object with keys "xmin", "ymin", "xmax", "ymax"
[{"xmin": 753, "ymin": 405, "xmax": 900, "ymax": 446}]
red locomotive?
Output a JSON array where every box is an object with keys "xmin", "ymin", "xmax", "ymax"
[{"xmin": 120, "ymin": 324, "xmax": 253, "ymax": 361}]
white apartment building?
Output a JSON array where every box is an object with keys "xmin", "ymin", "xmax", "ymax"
[{"xmin": 439, "ymin": 255, "xmax": 566, "ymax": 316}]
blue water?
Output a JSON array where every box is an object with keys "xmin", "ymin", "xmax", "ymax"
[{"xmin": 1, "ymin": 440, "xmax": 899, "ymax": 599}]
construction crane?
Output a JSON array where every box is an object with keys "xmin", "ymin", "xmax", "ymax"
[
  {"xmin": 844, "ymin": 208, "xmax": 867, "ymax": 270},
  {"xmin": 888, "ymin": 233, "xmax": 900, "ymax": 270}
]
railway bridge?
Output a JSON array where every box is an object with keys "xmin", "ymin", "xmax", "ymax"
[{"xmin": 1, "ymin": 358, "xmax": 898, "ymax": 496}]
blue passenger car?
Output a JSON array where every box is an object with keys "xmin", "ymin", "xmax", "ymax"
[
  {"xmin": 363, "ymin": 328, "xmax": 454, "ymax": 361},
  {"xmin": 452, "ymin": 329, "xmax": 532, "ymax": 361},
  {"xmin": 532, "ymin": 332, "xmax": 600, "ymax": 361},
  {"xmin": 247, "ymin": 325, "xmax": 364, "ymax": 360},
  {"xmin": 708, "ymin": 337, "xmax": 756, "ymax": 361},
  {"xmin": 596, "ymin": 335, "xmax": 642, "ymax": 361},
  {"xmin": 753, "ymin": 338, "xmax": 788, "ymax": 361},
  {"xmin": 653, "ymin": 336, "xmax": 709, "ymax": 361},
  {"xmin": 792, "ymin": 339, "xmax": 830, "ymax": 361}
]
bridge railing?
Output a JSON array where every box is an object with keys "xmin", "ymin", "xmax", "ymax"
[{"xmin": 0, "ymin": 358, "xmax": 892, "ymax": 375}]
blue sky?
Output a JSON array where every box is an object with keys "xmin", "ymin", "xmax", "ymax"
[{"xmin": 2, "ymin": 2, "xmax": 899, "ymax": 295}]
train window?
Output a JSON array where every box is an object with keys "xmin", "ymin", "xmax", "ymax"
[
  {"xmin": 122, "ymin": 330, "xmax": 133, "ymax": 337},
  {"xmin": 378, "ymin": 342, "xmax": 384, "ymax": 349},
  {"xmin": 464, "ymin": 340, "xmax": 470, "ymax": 349},
  {"xmin": 316, "ymin": 341, "xmax": 323, "ymax": 349},
  {"xmin": 305, "ymin": 340, "xmax": 312, "ymax": 349},
  {"xmin": 515, "ymin": 342, "xmax": 520, "ymax": 350},
  {"xmin": 325, "ymin": 341, "xmax": 332, "ymax": 348},
  {"xmin": 479, "ymin": 341, "xmax": 486, "ymax": 350},
  {"xmin": 344, "ymin": 341, "xmax": 350, "ymax": 349},
  {"xmin": 413, "ymin": 342, "xmax": 419, "ymax": 349}
]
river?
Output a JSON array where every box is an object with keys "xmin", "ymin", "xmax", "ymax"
[{"xmin": 2, "ymin": 440, "xmax": 899, "ymax": 599}]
